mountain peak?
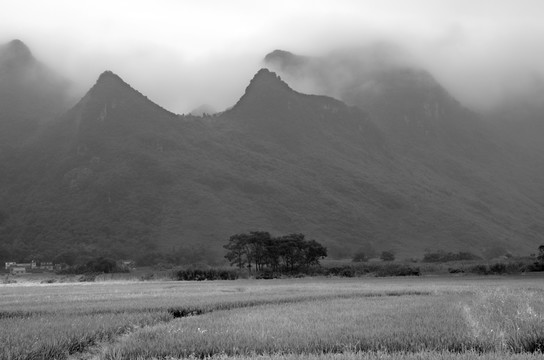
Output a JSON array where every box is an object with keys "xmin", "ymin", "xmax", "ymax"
[
  {"xmin": 1, "ymin": 39, "xmax": 34, "ymax": 65},
  {"xmin": 228, "ymin": 68, "xmax": 295, "ymax": 117},
  {"xmin": 246, "ymin": 68, "xmax": 292, "ymax": 93},
  {"xmin": 68, "ymin": 69, "xmax": 176, "ymax": 131},
  {"xmin": 95, "ymin": 70, "xmax": 127, "ymax": 86},
  {"xmin": 86, "ymin": 70, "xmax": 135, "ymax": 99},
  {"xmin": 264, "ymin": 49, "xmax": 295, "ymax": 62},
  {"xmin": 7, "ymin": 39, "xmax": 29, "ymax": 49},
  {"xmin": 264, "ymin": 49, "xmax": 308, "ymax": 69},
  {"xmin": 252, "ymin": 68, "xmax": 283, "ymax": 81}
]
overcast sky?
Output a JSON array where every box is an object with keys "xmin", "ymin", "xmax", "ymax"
[{"xmin": 1, "ymin": 0, "xmax": 544, "ymax": 113}]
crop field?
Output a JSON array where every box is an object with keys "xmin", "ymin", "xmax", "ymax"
[{"xmin": 1, "ymin": 275, "xmax": 543, "ymax": 360}]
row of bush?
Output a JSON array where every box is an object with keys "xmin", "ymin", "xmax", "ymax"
[
  {"xmin": 326, "ymin": 263, "xmax": 420, "ymax": 277},
  {"xmin": 168, "ymin": 262, "xmax": 422, "ymax": 281},
  {"xmin": 173, "ymin": 268, "xmax": 240, "ymax": 281},
  {"xmin": 449, "ymin": 261, "xmax": 544, "ymax": 275}
]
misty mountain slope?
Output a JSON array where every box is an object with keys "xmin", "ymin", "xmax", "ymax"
[
  {"xmin": 264, "ymin": 48, "xmax": 544, "ymax": 202},
  {"xmin": 223, "ymin": 68, "xmax": 386, "ymax": 156},
  {"xmin": 491, "ymin": 102, "xmax": 544, "ymax": 152},
  {"xmin": 0, "ymin": 70, "xmax": 187, "ymax": 258},
  {"xmin": 264, "ymin": 48, "xmax": 488, "ymax": 151},
  {"xmin": 487, "ymin": 103, "xmax": 544, "ymax": 208},
  {"xmin": 0, "ymin": 40, "xmax": 72, "ymax": 146},
  {"xmin": 1, "ymin": 49, "xmax": 544, "ymax": 263},
  {"xmin": 265, "ymin": 47, "xmax": 544, "ymax": 253},
  {"xmin": 1, "ymin": 67, "xmax": 404, "ymax": 259}
]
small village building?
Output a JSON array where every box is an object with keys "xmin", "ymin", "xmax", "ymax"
[
  {"xmin": 5, "ymin": 260, "xmax": 55, "ymax": 273},
  {"xmin": 10, "ymin": 267, "xmax": 26, "ymax": 275},
  {"xmin": 40, "ymin": 262, "xmax": 54, "ymax": 271},
  {"xmin": 14, "ymin": 262, "xmax": 34, "ymax": 270},
  {"xmin": 118, "ymin": 260, "xmax": 136, "ymax": 271}
]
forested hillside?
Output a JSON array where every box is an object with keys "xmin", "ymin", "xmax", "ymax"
[{"xmin": 1, "ymin": 41, "xmax": 544, "ymax": 265}]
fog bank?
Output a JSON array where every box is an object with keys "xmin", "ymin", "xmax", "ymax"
[{"xmin": 1, "ymin": 0, "xmax": 543, "ymax": 113}]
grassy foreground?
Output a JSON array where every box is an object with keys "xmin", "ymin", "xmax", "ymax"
[{"xmin": 1, "ymin": 275, "xmax": 543, "ymax": 360}]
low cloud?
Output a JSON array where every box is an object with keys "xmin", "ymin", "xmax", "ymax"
[{"xmin": 1, "ymin": 0, "xmax": 543, "ymax": 114}]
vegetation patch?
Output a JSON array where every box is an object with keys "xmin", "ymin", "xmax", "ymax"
[
  {"xmin": 326, "ymin": 263, "xmax": 420, "ymax": 277},
  {"xmin": 2, "ymin": 277, "xmax": 544, "ymax": 360},
  {"xmin": 99, "ymin": 295, "xmax": 481, "ymax": 359},
  {"xmin": 173, "ymin": 268, "xmax": 239, "ymax": 281}
]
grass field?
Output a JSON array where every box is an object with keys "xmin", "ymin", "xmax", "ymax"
[{"xmin": 1, "ymin": 275, "xmax": 543, "ymax": 360}]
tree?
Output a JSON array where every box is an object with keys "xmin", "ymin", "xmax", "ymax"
[
  {"xmin": 246, "ymin": 231, "xmax": 271, "ymax": 271},
  {"xmin": 86, "ymin": 257, "xmax": 117, "ymax": 273},
  {"xmin": 304, "ymin": 239, "xmax": 327, "ymax": 267},
  {"xmin": 538, "ymin": 245, "xmax": 544, "ymax": 262},
  {"xmin": 277, "ymin": 233, "xmax": 306, "ymax": 271},
  {"xmin": 223, "ymin": 233, "xmax": 248, "ymax": 269},
  {"xmin": 0, "ymin": 244, "xmax": 11, "ymax": 263},
  {"xmin": 223, "ymin": 231, "xmax": 327, "ymax": 273},
  {"xmin": 380, "ymin": 251, "xmax": 395, "ymax": 262}
]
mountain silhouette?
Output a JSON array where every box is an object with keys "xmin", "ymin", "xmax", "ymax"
[{"xmin": 1, "ymin": 42, "xmax": 544, "ymax": 264}]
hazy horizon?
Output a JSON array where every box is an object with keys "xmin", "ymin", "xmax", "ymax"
[{"xmin": 2, "ymin": 0, "xmax": 544, "ymax": 114}]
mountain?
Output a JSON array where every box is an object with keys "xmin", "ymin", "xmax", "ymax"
[
  {"xmin": 1, "ymin": 42, "xmax": 544, "ymax": 265},
  {"xmin": 0, "ymin": 40, "xmax": 72, "ymax": 146},
  {"xmin": 224, "ymin": 68, "xmax": 384, "ymax": 152},
  {"xmin": 1, "ymin": 68, "xmax": 395, "ymax": 262},
  {"xmin": 0, "ymin": 69, "xmax": 187, "ymax": 261},
  {"xmin": 264, "ymin": 48, "xmax": 544, "ymax": 256},
  {"xmin": 264, "ymin": 47, "xmax": 481, "ymax": 150}
]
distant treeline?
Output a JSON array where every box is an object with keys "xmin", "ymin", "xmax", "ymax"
[
  {"xmin": 224, "ymin": 232, "xmax": 327, "ymax": 273},
  {"xmin": 56, "ymin": 257, "xmax": 128, "ymax": 275},
  {"xmin": 422, "ymin": 251, "xmax": 482, "ymax": 263}
]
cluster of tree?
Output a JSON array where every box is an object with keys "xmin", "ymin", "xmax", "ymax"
[
  {"xmin": 352, "ymin": 250, "xmax": 395, "ymax": 262},
  {"xmin": 533, "ymin": 245, "xmax": 544, "ymax": 271},
  {"xmin": 224, "ymin": 232, "xmax": 327, "ymax": 273},
  {"xmin": 57, "ymin": 256, "xmax": 127, "ymax": 274}
]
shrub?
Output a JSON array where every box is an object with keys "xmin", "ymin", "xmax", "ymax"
[
  {"xmin": 2, "ymin": 276, "xmax": 16, "ymax": 284},
  {"xmin": 352, "ymin": 251, "xmax": 369, "ymax": 262},
  {"xmin": 489, "ymin": 263, "xmax": 507, "ymax": 274},
  {"xmin": 326, "ymin": 266, "xmax": 355, "ymax": 277},
  {"xmin": 78, "ymin": 273, "xmax": 98, "ymax": 282},
  {"xmin": 466, "ymin": 262, "xmax": 528, "ymax": 275},
  {"xmin": 255, "ymin": 269, "xmax": 280, "ymax": 279},
  {"xmin": 380, "ymin": 251, "xmax": 395, "ymax": 262},
  {"xmin": 375, "ymin": 264, "xmax": 420, "ymax": 277},
  {"xmin": 527, "ymin": 262, "xmax": 544, "ymax": 272},
  {"xmin": 40, "ymin": 278, "xmax": 57, "ymax": 284},
  {"xmin": 448, "ymin": 267, "xmax": 464, "ymax": 274},
  {"xmin": 139, "ymin": 273, "xmax": 155, "ymax": 281},
  {"xmin": 326, "ymin": 264, "xmax": 419, "ymax": 277},
  {"xmin": 469, "ymin": 264, "xmax": 488, "ymax": 275},
  {"xmin": 173, "ymin": 268, "xmax": 239, "ymax": 281}
]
